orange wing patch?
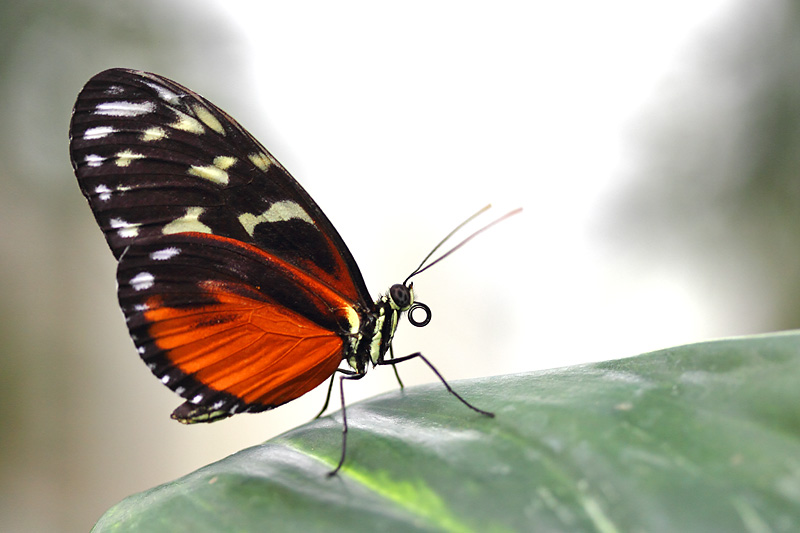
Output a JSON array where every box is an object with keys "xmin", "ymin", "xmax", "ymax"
[{"xmin": 144, "ymin": 285, "xmax": 344, "ymax": 408}]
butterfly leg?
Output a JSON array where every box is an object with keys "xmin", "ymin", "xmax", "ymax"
[
  {"xmin": 388, "ymin": 345, "xmax": 405, "ymax": 389},
  {"xmin": 313, "ymin": 373, "xmax": 337, "ymax": 420},
  {"xmin": 328, "ymin": 368, "xmax": 366, "ymax": 477},
  {"xmin": 376, "ymin": 352, "xmax": 495, "ymax": 418}
]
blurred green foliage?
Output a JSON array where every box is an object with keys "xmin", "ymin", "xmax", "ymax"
[{"xmin": 616, "ymin": 1, "xmax": 800, "ymax": 329}]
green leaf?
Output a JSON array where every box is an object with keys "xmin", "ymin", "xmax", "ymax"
[{"xmin": 93, "ymin": 332, "xmax": 800, "ymax": 532}]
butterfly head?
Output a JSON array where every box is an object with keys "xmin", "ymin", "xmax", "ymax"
[
  {"xmin": 388, "ymin": 283, "xmax": 413, "ymax": 311},
  {"xmin": 388, "ymin": 282, "xmax": 431, "ymax": 328}
]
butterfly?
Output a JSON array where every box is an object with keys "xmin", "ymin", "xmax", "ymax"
[{"xmin": 69, "ymin": 68, "xmax": 510, "ymax": 474}]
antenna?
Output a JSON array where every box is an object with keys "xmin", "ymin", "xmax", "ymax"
[{"xmin": 404, "ymin": 205, "xmax": 522, "ymax": 284}]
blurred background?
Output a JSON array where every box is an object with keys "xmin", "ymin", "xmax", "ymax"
[{"xmin": 3, "ymin": 0, "xmax": 799, "ymax": 530}]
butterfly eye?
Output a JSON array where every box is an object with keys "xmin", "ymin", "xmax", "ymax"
[{"xmin": 389, "ymin": 283, "xmax": 412, "ymax": 309}]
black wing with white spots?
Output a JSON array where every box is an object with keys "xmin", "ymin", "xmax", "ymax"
[{"xmin": 69, "ymin": 68, "xmax": 370, "ymax": 304}]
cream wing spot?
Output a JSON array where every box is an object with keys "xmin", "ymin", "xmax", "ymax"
[
  {"xmin": 186, "ymin": 156, "xmax": 236, "ymax": 185},
  {"xmin": 115, "ymin": 150, "xmax": 146, "ymax": 167},
  {"xmin": 95, "ymin": 101, "xmax": 155, "ymax": 117},
  {"xmin": 238, "ymin": 200, "xmax": 315, "ymax": 236},
  {"xmin": 162, "ymin": 207, "xmax": 212, "ymax": 235},
  {"xmin": 192, "ymin": 104, "xmax": 225, "ymax": 135},
  {"xmin": 170, "ymin": 109, "xmax": 205, "ymax": 135},
  {"xmin": 140, "ymin": 127, "xmax": 167, "ymax": 142},
  {"xmin": 188, "ymin": 164, "xmax": 229, "ymax": 186},
  {"xmin": 130, "ymin": 272, "xmax": 155, "ymax": 291},
  {"xmin": 213, "ymin": 156, "xmax": 236, "ymax": 170},
  {"xmin": 248, "ymin": 152, "xmax": 272, "ymax": 172},
  {"xmin": 344, "ymin": 305, "xmax": 360, "ymax": 335}
]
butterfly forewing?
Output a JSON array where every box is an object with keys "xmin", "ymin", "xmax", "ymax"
[
  {"xmin": 69, "ymin": 69, "xmax": 369, "ymax": 303},
  {"xmin": 69, "ymin": 69, "xmax": 372, "ymax": 419}
]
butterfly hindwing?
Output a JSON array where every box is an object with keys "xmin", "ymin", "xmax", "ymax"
[
  {"xmin": 69, "ymin": 69, "xmax": 372, "ymax": 420},
  {"xmin": 119, "ymin": 233, "xmax": 352, "ymax": 417}
]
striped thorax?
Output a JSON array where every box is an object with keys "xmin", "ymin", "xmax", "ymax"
[{"xmin": 347, "ymin": 283, "xmax": 415, "ymax": 373}]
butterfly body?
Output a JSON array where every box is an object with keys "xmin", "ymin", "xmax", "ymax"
[{"xmin": 69, "ymin": 69, "xmax": 413, "ymax": 423}]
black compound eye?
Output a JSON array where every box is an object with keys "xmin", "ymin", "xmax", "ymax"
[{"xmin": 389, "ymin": 283, "xmax": 411, "ymax": 309}]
